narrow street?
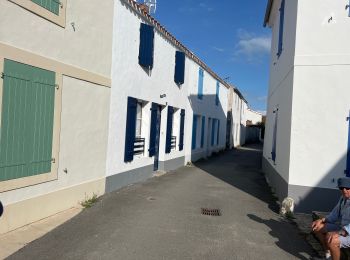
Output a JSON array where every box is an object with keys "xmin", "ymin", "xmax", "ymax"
[{"xmin": 8, "ymin": 144, "xmax": 315, "ymax": 260}]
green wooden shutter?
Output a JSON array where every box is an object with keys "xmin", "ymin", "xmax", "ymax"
[
  {"xmin": 0, "ymin": 59, "xmax": 56, "ymax": 181},
  {"xmin": 31, "ymin": 0, "xmax": 60, "ymax": 15}
]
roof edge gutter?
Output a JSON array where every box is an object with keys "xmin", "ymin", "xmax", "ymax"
[{"xmin": 263, "ymin": 0, "xmax": 274, "ymax": 27}]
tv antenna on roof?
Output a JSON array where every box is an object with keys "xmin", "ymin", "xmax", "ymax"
[{"xmin": 144, "ymin": 0, "xmax": 157, "ymax": 14}]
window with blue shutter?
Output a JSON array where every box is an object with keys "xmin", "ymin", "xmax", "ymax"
[
  {"xmin": 271, "ymin": 108, "xmax": 279, "ymax": 163},
  {"xmin": 198, "ymin": 68, "xmax": 204, "ymax": 100},
  {"xmin": 211, "ymin": 119, "xmax": 216, "ymax": 146},
  {"xmin": 139, "ymin": 23, "xmax": 155, "ymax": 69},
  {"xmin": 346, "ymin": 112, "xmax": 350, "ymax": 177},
  {"xmin": 31, "ymin": 0, "xmax": 60, "ymax": 15},
  {"xmin": 201, "ymin": 116, "xmax": 205, "ymax": 148},
  {"xmin": 216, "ymin": 81, "xmax": 220, "ymax": 106},
  {"xmin": 277, "ymin": 0, "xmax": 285, "ymax": 57},
  {"xmin": 192, "ymin": 115, "xmax": 198, "ymax": 149},
  {"xmin": 124, "ymin": 97, "xmax": 137, "ymax": 162},
  {"xmin": 179, "ymin": 109, "xmax": 185, "ymax": 151},
  {"xmin": 174, "ymin": 51, "xmax": 185, "ymax": 85},
  {"xmin": 217, "ymin": 120, "xmax": 220, "ymax": 145},
  {"xmin": 0, "ymin": 59, "xmax": 56, "ymax": 181},
  {"xmin": 165, "ymin": 106, "xmax": 174, "ymax": 153},
  {"xmin": 149, "ymin": 103, "xmax": 159, "ymax": 157}
]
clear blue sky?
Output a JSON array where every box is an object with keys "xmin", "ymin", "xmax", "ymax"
[{"xmin": 151, "ymin": 0, "xmax": 271, "ymax": 113}]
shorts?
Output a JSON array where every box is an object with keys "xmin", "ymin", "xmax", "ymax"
[{"xmin": 326, "ymin": 223, "xmax": 350, "ymax": 248}]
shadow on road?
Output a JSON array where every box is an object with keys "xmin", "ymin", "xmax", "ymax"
[
  {"xmin": 193, "ymin": 143, "xmax": 280, "ymax": 213},
  {"xmin": 247, "ymin": 214, "xmax": 311, "ymax": 260}
]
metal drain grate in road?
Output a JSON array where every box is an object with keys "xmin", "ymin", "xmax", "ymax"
[{"xmin": 201, "ymin": 208, "xmax": 221, "ymax": 216}]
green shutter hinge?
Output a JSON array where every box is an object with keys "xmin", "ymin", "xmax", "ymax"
[
  {"xmin": 1, "ymin": 72, "xmax": 4, "ymax": 79},
  {"xmin": 55, "ymin": 84, "xmax": 59, "ymax": 90},
  {"xmin": 52, "ymin": 158, "xmax": 56, "ymax": 163}
]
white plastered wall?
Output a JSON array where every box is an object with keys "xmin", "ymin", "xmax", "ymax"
[
  {"xmin": 246, "ymin": 109, "xmax": 263, "ymax": 125},
  {"xmin": 0, "ymin": 1, "xmax": 113, "ymax": 233},
  {"xmin": 186, "ymin": 58, "xmax": 228, "ymax": 161},
  {"xmin": 0, "ymin": 0, "xmax": 113, "ymax": 77},
  {"xmin": 288, "ymin": 0, "xmax": 350, "ymax": 188},
  {"xmin": 107, "ymin": 0, "xmax": 190, "ymax": 176},
  {"xmin": 263, "ymin": 0, "xmax": 298, "ymax": 183}
]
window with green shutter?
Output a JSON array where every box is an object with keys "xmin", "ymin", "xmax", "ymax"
[
  {"xmin": 0, "ymin": 59, "xmax": 56, "ymax": 181},
  {"xmin": 31, "ymin": 0, "xmax": 60, "ymax": 15}
]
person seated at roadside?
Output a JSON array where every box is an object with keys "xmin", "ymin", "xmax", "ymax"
[{"xmin": 312, "ymin": 177, "xmax": 350, "ymax": 260}]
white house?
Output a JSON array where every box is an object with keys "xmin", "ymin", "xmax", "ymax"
[
  {"xmin": 263, "ymin": 0, "xmax": 350, "ymax": 212},
  {"xmin": 0, "ymin": 0, "xmax": 113, "ymax": 233},
  {"xmin": 0, "ymin": 0, "xmax": 252, "ymax": 234}
]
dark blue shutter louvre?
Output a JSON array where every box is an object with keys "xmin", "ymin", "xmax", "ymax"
[
  {"xmin": 346, "ymin": 112, "xmax": 350, "ymax": 176},
  {"xmin": 271, "ymin": 109, "xmax": 278, "ymax": 162},
  {"xmin": 174, "ymin": 51, "xmax": 185, "ymax": 85},
  {"xmin": 217, "ymin": 120, "xmax": 220, "ymax": 145},
  {"xmin": 165, "ymin": 106, "xmax": 174, "ymax": 153},
  {"xmin": 149, "ymin": 103, "xmax": 158, "ymax": 157},
  {"xmin": 216, "ymin": 81, "xmax": 220, "ymax": 106},
  {"xmin": 124, "ymin": 97, "xmax": 138, "ymax": 162},
  {"xmin": 198, "ymin": 68, "xmax": 204, "ymax": 99},
  {"xmin": 192, "ymin": 115, "xmax": 197, "ymax": 149},
  {"xmin": 200, "ymin": 116, "xmax": 205, "ymax": 148},
  {"xmin": 277, "ymin": 0, "xmax": 285, "ymax": 57},
  {"xmin": 179, "ymin": 109, "xmax": 185, "ymax": 151},
  {"xmin": 211, "ymin": 119, "xmax": 216, "ymax": 146},
  {"xmin": 139, "ymin": 23, "xmax": 154, "ymax": 69}
]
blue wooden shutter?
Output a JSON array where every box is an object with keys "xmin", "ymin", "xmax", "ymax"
[
  {"xmin": 0, "ymin": 60, "xmax": 56, "ymax": 181},
  {"xmin": 192, "ymin": 115, "xmax": 197, "ymax": 149},
  {"xmin": 124, "ymin": 97, "xmax": 137, "ymax": 162},
  {"xmin": 271, "ymin": 109, "xmax": 278, "ymax": 162},
  {"xmin": 165, "ymin": 106, "xmax": 174, "ymax": 153},
  {"xmin": 346, "ymin": 112, "xmax": 350, "ymax": 176},
  {"xmin": 198, "ymin": 68, "xmax": 204, "ymax": 99},
  {"xmin": 174, "ymin": 51, "xmax": 185, "ymax": 85},
  {"xmin": 217, "ymin": 120, "xmax": 220, "ymax": 145},
  {"xmin": 31, "ymin": 0, "xmax": 60, "ymax": 15},
  {"xmin": 211, "ymin": 119, "xmax": 216, "ymax": 146},
  {"xmin": 149, "ymin": 103, "xmax": 158, "ymax": 157},
  {"xmin": 179, "ymin": 109, "xmax": 185, "ymax": 151},
  {"xmin": 216, "ymin": 81, "xmax": 220, "ymax": 106},
  {"xmin": 277, "ymin": 0, "xmax": 285, "ymax": 57},
  {"xmin": 138, "ymin": 23, "xmax": 154, "ymax": 69},
  {"xmin": 200, "ymin": 116, "xmax": 205, "ymax": 148}
]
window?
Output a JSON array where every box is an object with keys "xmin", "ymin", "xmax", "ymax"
[
  {"xmin": 201, "ymin": 116, "xmax": 205, "ymax": 148},
  {"xmin": 198, "ymin": 68, "xmax": 204, "ymax": 100},
  {"xmin": 9, "ymin": 0, "xmax": 67, "ymax": 27},
  {"xmin": 174, "ymin": 51, "xmax": 185, "ymax": 85},
  {"xmin": 271, "ymin": 107, "xmax": 279, "ymax": 163},
  {"xmin": 192, "ymin": 115, "xmax": 199, "ymax": 149},
  {"xmin": 216, "ymin": 81, "xmax": 220, "ymax": 106},
  {"xmin": 124, "ymin": 97, "xmax": 146, "ymax": 162},
  {"xmin": 179, "ymin": 109, "xmax": 185, "ymax": 151},
  {"xmin": 139, "ymin": 23, "xmax": 155, "ymax": 69},
  {"xmin": 165, "ymin": 106, "xmax": 174, "ymax": 153},
  {"xmin": 135, "ymin": 102, "xmax": 142, "ymax": 137},
  {"xmin": 277, "ymin": 0, "xmax": 285, "ymax": 57},
  {"xmin": 0, "ymin": 59, "xmax": 56, "ymax": 182}
]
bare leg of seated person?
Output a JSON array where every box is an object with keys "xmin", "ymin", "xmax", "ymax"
[
  {"xmin": 326, "ymin": 232, "xmax": 341, "ymax": 260},
  {"xmin": 314, "ymin": 227, "xmax": 331, "ymax": 258}
]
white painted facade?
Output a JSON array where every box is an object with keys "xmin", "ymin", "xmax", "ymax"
[
  {"xmin": 0, "ymin": 0, "xmax": 113, "ymax": 233},
  {"xmin": 0, "ymin": 0, "xmax": 252, "ymax": 233},
  {"xmin": 263, "ymin": 0, "xmax": 350, "ymax": 212},
  {"xmin": 246, "ymin": 109, "xmax": 263, "ymax": 125}
]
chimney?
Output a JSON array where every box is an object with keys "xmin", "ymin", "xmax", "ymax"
[{"xmin": 139, "ymin": 3, "xmax": 149, "ymax": 13}]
